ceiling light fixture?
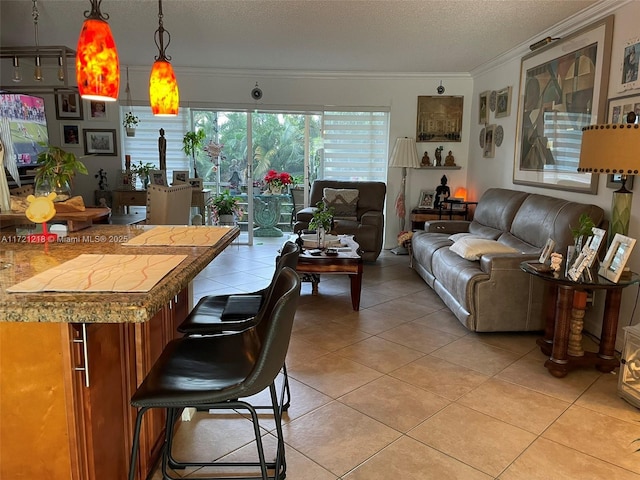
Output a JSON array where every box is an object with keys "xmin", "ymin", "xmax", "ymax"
[
  {"xmin": 76, "ymin": 0, "xmax": 120, "ymax": 101},
  {"xmin": 12, "ymin": 57, "xmax": 22, "ymax": 83},
  {"xmin": 32, "ymin": 0, "xmax": 43, "ymax": 81},
  {"xmin": 149, "ymin": 0, "xmax": 179, "ymax": 116},
  {"xmin": 57, "ymin": 56, "xmax": 65, "ymax": 82}
]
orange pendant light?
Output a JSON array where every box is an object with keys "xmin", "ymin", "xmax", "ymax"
[
  {"xmin": 149, "ymin": 0, "xmax": 179, "ymax": 116},
  {"xmin": 76, "ymin": 1, "xmax": 120, "ymax": 101}
]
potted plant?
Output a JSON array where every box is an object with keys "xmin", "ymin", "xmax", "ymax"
[
  {"xmin": 122, "ymin": 112, "xmax": 140, "ymax": 137},
  {"xmin": 263, "ymin": 169, "xmax": 292, "ymax": 194},
  {"xmin": 34, "ymin": 145, "xmax": 88, "ymax": 201},
  {"xmin": 309, "ymin": 201, "xmax": 334, "ymax": 232},
  {"xmin": 182, "ymin": 130, "xmax": 206, "ymax": 178},
  {"xmin": 208, "ymin": 189, "xmax": 244, "ymax": 225},
  {"xmin": 130, "ymin": 161, "xmax": 155, "ymax": 189}
]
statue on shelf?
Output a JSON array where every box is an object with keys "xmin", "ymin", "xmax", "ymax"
[
  {"xmin": 444, "ymin": 150, "xmax": 456, "ymax": 166},
  {"xmin": 421, "ymin": 151, "xmax": 430, "ymax": 167},
  {"xmin": 434, "ymin": 147, "xmax": 443, "ymax": 166},
  {"xmin": 434, "ymin": 175, "xmax": 450, "ymax": 208},
  {"xmin": 158, "ymin": 128, "xmax": 167, "ymax": 171}
]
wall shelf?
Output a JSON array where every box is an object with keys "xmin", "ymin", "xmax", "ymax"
[{"xmin": 416, "ymin": 166, "xmax": 462, "ymax": 170}]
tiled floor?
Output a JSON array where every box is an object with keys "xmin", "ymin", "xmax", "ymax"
[{"xmin": 152, "ymin": 237, "xmax": 640, "ymax": 479}]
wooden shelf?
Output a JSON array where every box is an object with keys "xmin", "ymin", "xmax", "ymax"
[{"xmin": 416, "ymin": 166, "xmax": 462, "ymax": 170}]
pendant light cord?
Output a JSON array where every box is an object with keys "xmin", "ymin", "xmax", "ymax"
[{"xmin": 154, "ymin": 0, "xmax": 172, "ymax": 62}]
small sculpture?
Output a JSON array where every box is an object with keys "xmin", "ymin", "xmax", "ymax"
[
  {"xmin": 550, "ymin": 252, "xmax": 563, "ymax": 272},
  {"xmin": 158, "ymin": 128, "xmax": 167, "ymax": 171},
  {"xmin": 435, "ymin": 147, "xmax": 443, "ymax": 166},
  {"xmin": 444, "ymin": 150, "xmax": 456, "ymax": 166},
  {"xmin": 434, "ymin": 175, "xmax": 450, "ymax": 208},
  {"xmin": 421, "ymin": 151, "xmax": 430, "ymax": 167}
]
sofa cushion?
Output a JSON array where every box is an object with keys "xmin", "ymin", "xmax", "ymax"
[
  {"xmin": 449, "ymin": 237, "xmax": 519, "ymax": 261},
  {"xmin": 323, "ymin": 187, "xmax": 359, "ymax": 220},
  {"xmin": 448, "ymin": 232, "xmax": 479, "ymax": 242}
]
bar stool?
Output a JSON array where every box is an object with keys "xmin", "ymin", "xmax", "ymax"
[{"xmin": 128, "ymin": 267, "xmax": 300, "ymax": 480}]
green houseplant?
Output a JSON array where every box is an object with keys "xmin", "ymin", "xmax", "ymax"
[
  {"xmin": 35, "ymin": 145, "xmax": 88, "ymax": 201},
  {"xmin": 309, "ymin": 201, "xmax": 334, "ymax": 232},
  {"xmin": 182, "ymin": 130, "xmax": 206, "ymax": 178},
  {"xmin": 208, "ymin": 189, "xmax": 243, "ymax": 225},
  {"xmin": 130, "ymin": 161, "xmax": 155, "ymax": 189}
]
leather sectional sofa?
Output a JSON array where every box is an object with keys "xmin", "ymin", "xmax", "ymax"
[{"xmin": 411, "ymin": 188, "xmax": 604, "ymax": 332}]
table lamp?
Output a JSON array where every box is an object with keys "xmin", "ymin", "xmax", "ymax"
[
  {"xmin": 578, "ymin": 122, "xmax": 640, "ymax": 242},
  {"xmin": 389, "ymin": 137, "xmax": 420, "ymax": 255}
]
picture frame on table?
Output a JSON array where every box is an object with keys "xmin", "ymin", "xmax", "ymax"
[
  {"xmin": 513, "ymin": 16, "xmax": 613, "ymax": 194},
  {"xmin": 54, "ymin": 92, "xmax": 83, "ymax": 120},
  {"xmin": 599, "ymin": 233, "xmax": 636, "ymax": 282},
  {"xmin": 83, "ymin": 129, "xmax": 117, "ymax": 156},
  {"xmin": 417, "ymin": 190, "xmax": 435, "ymax": 209},
  {"xmin": 172, "ymin": 170, "xmax": 189, "ymax": 184},
  {"xmin": 188, "ymin": 178, "xmax": 203, "ymax": 190},
  {"xmin": 494, "ymin": 86, "xmax": 512, "ymax": 118},
  {"xmin": 150, "ymin": 169, "xmax": 167, "ymax": 186},
  {"xmin": 539, "ymin": 238, "xmax": 556, "ymax": 264},
  {"xmin": 447, "ymin": 197, "xmax": 466, "ymax": 210},
  {"xmin": 479, "ymin": 91, "xmax": 490, "ymax": 124},
  {"xmin": 117, "ymin": 170, "xmax": 135, "ymax": 190},
  {"xmin": 60, "ymin": 124, "xmax": 80, "ymax": 146},
  {"xmin": 416, "ymin": 95, "xmax": 463, "ymax": 142},
  {"xmin": 568, "ymin": 245, "xmax": 597, "ymax": 282},
  {"xmin": 586, "ymin": 227, "xmax": 607, "ymax": 267}
]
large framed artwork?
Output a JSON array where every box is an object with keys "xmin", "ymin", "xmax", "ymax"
[
  {"xmin": 416, "ymin": 96, "xmax": 463, "ymax": 142},
  {"xmin": 513, "ymin": 16, "xmax": 613, "ymax": 194}
]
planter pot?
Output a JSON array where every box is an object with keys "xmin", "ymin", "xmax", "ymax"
[
  {"xmin": 218, "ymin": 214, "xmax": 236, "ymax": 226},
  {"xmin": 125, "ymin": 127, "xmax": 136, "ymax": 137}
]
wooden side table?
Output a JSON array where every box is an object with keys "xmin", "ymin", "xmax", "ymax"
[{"xmin": 520, "ymin": 261, "xmax": 640, "ymax": 377}]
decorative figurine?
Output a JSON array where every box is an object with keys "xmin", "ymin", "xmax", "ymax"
[
  {"xmin": 435, "ymin": 147, "xmax": 443, "ymax": 166},
  {"xmin": 550, "ymin": 252, "xmax": 563, "ymax": 272},
  {"xmin": 421, "ymin": 151, "xmax": 430, "ymax": 167},
  {"xmin": 434, "ymin": 175, "xmax": 450, "ymax": 208},
  {"xmin": 158, "ymin": 128, "xmax": 167, "ymax": 171},
  {"xmin": 444, "ymin": 150, "xmax": 456, "ymax": 166}
]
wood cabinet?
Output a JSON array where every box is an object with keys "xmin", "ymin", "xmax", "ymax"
[{"xmin": 0, "ymin": 290, "xmax": 189, "ymax": 480}]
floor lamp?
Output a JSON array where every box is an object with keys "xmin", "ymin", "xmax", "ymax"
[
  {"xmin": 389, "ymin": 137, "xmax": 420, "ymax": 255},
  {"xmin": 578, "ymin": 122, "xmax": 640, "ymax": 243}
]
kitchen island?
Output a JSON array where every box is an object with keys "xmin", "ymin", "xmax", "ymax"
[{"xmin": 0, "ymin": 224, "xmax": 239, "ymax": 480}]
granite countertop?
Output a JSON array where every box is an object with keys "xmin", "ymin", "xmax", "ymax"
[{"xmin": 0, "ymin": 224, "xmax": 239, "ymax": 323}]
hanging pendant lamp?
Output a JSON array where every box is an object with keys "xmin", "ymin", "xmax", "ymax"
[
  {"xmin": 149, "ymin": 0, "xmax": 179, "ymax": 116},
  {"xmin": 76, "ymin": 0, "xmax": 120, "ymax": 101}
]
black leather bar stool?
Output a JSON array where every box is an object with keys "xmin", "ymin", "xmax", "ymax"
[{"xmin": 128, "ymin": 267, "xmax": 300, "ymax": 480}]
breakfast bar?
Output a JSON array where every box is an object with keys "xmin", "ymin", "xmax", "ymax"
[{"xmin": 0, "ymin": 224, "xmax": 239, "ymax": 480}]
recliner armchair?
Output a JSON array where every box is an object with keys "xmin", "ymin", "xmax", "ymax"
[{"xmin": 294, "ymin": 180, "xmax": 386, "ymax": 261}]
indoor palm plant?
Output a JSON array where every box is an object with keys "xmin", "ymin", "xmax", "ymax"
[
  {"xmin": 208, "ymin": 189, "xmax": 244, "ymax": 225},
  {"xmin": 35, "ymin": 145, "xmax": 88, "ymax": 201}
]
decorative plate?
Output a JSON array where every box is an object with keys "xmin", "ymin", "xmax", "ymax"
[
  {"xmin": 479, "ymin": 128, "xmax": 486, "ymax": 148},
  {"xmin": 489, "ymin": 90, "xmax": 497, "ymax": 112},
  {"xmin": 495, "ymin": 125, "xmax": 504, "ymax": 147}
]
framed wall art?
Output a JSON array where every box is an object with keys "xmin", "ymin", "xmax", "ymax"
[
  {"xmin": 416, "ymin": 95, "xmax": 463, "ymax": 142},
  {"xmin": 607, "ymin": 93, "xmax": 640, "ymax": 124},
  {"xmin": 495, "ymin": 86, "xmax": 512, "ymax": 118},
  {"xmin": 478, "ymin": 91, "xmax": 490, "ymax": 124},
  {"xmin": 87, "ymin": 100, "xmax": 108, "ymax": 120},
  {"xmin": 620, "ymin": 36, "xmax": 640, "ymax": 92},
  {"xmin": 83, "ymin": 129, "xmax": 117, "ymax": 156},
  {"xmin": 60, "ymin": 124, "xmax": 80, "ymax": 146},
  {"xmin": 513, "ymin": 16, "xmax": 613, "ymax": 194},
  {"xmin": 54, "ymin": 92, "xmax": 83, "ymax": 120},
  {"xmin": 150, "ymin": 169, "xmax": 167, "ymax": 186},
  {"xmin": 483, "ymin": 125, "xmax": 495, "ymax": 158}
]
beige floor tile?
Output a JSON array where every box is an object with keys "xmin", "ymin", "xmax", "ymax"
[
  {"xmin": 286, "ymin": 335, "xmax": 332, "ymax": 366},
  {"xmin": 378, "ymin": 321, "xmax": 460, "ymax": 354},
  {"xmin": 499, "ymin": 437, "xmax": 640, "ymax": 480},
  {"xmin": 331, "ymin": 308, "xmax": 411, "ymax": 335},
  {"xmin": 344, "ymin": 436, "xmax": 492, "ymax": 479},
  {"xmin": 576, "ymin": 372, "xmax": 640, "ymax": 423},
  {"xmin": 458, "ymin": 377, "xmax": 570, "ymax": 434},
  {"xmin": 368, "ymin": 297, "xmax": 441, "ymax": 321},
  {"xmin": 335, "ymin": 336, "xmax": 425, "ymax": 373},
  {"xmin": 339, "ymin": 375, "xmax": 450, "ymax": 432},
  {"xmin": 288, "ymin": 352, "xmax": 383, "ymax": 398},
  {"xmin": 409, "ymin": 403, "xmax": 536, "ymax": 477},
  {"xmin": 413, "ymin": 308, "xmax": 470, "ymax": 336},
  {"xmin": 431, "ymin": 336, "xmax": 523, "ymax": 376},
  {"xmin": 284, "ymin": 401, "xmax": 401, "ymax": 477},
  {"xmin": 391, "ymin": 355, "xmax": 489, "ymax": 400},
  {"xmin": 542, "ymin": 405, "xmax": 640, "ymax": 474},
  {"xmin": 473, "ymin": 331, "xmax": 539, "ymax": 355},
  {"xmin": 496, "ymin": 349, "xmax": 601, "ymax": 403},
  {"xmin": 291, "ymin": 320, "xmax": 371, "ymax": 352}
]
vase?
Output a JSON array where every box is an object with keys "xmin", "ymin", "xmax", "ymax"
[
  {"xmin": 35, "ymin": 178, "xmax": 71, "ymax": 202},
  {"xmin": 268, "ymin": 185, "xmax": 283, "ymax": 195}
]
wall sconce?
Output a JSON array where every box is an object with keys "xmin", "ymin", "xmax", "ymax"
[{"xmin": 149, "ymin": 0, "xmax": 179, "ymax": 116}]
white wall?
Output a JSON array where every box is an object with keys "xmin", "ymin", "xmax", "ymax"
[{"xmin": 469, "ymin": 1, "xmax": 640, "ymax": 346}]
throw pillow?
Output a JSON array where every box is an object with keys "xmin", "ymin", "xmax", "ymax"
[
  {"xmin": 323, "ymin": 188, "xmax": 359, "ymax": 220},
  {"xmin": 449, "ymin": 237, "xmax": 519, "ymax": 261}
]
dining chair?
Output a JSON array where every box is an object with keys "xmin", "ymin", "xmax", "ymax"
[{"xmin": 146, "ymin": 183, "xmax": 192, "ymax": 225}]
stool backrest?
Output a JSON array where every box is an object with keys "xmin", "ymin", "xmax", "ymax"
[{"xmin": 257, "ymin": 241, "xmax": 299, "ymax": 314}]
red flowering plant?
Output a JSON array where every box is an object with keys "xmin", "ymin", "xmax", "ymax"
[{"xmin": 263, "ymin": 170, "xmax": 292, "ymax": 192}]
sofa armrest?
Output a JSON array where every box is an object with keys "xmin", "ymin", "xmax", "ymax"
[
  {"xmin": 479, "ymin": 253, "xmax": 539, "ymax": 274},
  {"xmin": 295, "ymin": 206, "xmax": 318, "ymax": 223},
  {"xmin": 423, "ymin": 220, "xmax": 470, "ymax": 234},
  {"xmin": 360, "ymin": 210, "xmax": 383, "ymax": 226}
]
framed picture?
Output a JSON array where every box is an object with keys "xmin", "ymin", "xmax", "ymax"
[
  {"xmin": 587, "ymin": 227, "xmax": 607, "ymax": 266},
  {"xmin": 495, "ymin": 86, "xmax": 512, "ymax": 118},
  {"xmin": 483, "ymin": 124, "xmax": 495, "ymax": 158},
  {"xmin": 607, "ymin": 93, "xmax": 640, "ymax": 125},
  {"xmin": 117, "ymin": 170, "xmax": 135, "ymax": 190},
  {"xmin": 150, "ymin": 169, "xmax": 167, "ymax": 186},
  {"xmin": 60, "ymin": 124, "xmax": 80, "ymax": 146},
  {"xmin": 607, "ymin": 173, "xmax": 634, "ymax": 190},
  {"xmin": 513, "ymin": 16, "xmax": 613, "ymax": 194},
  {"xmin": 539, "ymin": 238, "xmax": 556, "ymax": 264},
  {"xmin": 599, "ymin": 233, "xmax": 636, "ymax": 282},
  {"xmin": 417, "ymin": 190, "xmax": 435, "ymax": 209},
  {"xmin": 416, "ymin": 96, "xmax": 463, "ymax": 142},
  {"xmin": 188, "ymin": 178, "xmax": 203, "ymax": 189},
  {"xmin": 568, "ymin": 244, "xmax": 597, "ymax": 282},
  {"xmin": 54, "ymin": 92, "xmax": 83, "ymax": 120},
  {"xmin": 87, "ymin": 100, "xmax": 108, "ymax": 120},
  {"xmin": 620, "ymin": 37, "xmax": 640, "ymax": 91},
  {"xmin": 172, "ymin": 170, "xmax": 189, "ymax": 184},
  {"xmin": 479, "ymin": 91, "xmax": 490, "ymax": 124},
  {"xmin": 83, "ymin": 129, "xmax": 117, "ymax": 156}
]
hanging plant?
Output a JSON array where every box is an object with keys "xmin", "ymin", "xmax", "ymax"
[{"xmin": 182, "ymin": 130, "xmax": 206, "ymax": 177}]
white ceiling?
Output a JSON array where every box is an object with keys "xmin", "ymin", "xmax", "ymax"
[{"xmin": 1, "ymin": 0, "xmax": 601, "ymax": 74}]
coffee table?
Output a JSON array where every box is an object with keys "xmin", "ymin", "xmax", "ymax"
[{"xmin": 293, "ymin": 236, "xmax": 363, "ymax": 310}]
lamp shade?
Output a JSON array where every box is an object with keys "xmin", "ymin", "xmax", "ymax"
[
  {"xmin": 389, "ymin": 137, "xmax": 420, "ymax": 168},
  {"xmin": 149, "ymin": 59, "xmax": 179, "ymax": 116},
  {"xmin": 76, "ymin": 17, "xmax": 120, "ymax": 101},
  {"xmin": 578, "ymin": 124, "xmax": 640, "ymax": 174}
]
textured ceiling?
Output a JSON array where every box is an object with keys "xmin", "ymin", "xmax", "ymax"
[{"xmin": 1, "ymin": 0, "xmax": 600, "ymax": 74}]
